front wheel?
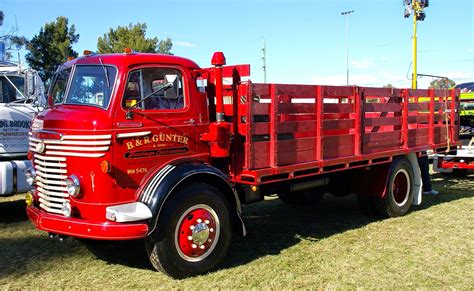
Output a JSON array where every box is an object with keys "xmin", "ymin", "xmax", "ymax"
[
  {"xmin": 376, "ymin": 157, "xmax": 415, "ymax": 217},
  {"xmin": 145, "ymin": 183, "xmax": 231, "ymax": 279}
]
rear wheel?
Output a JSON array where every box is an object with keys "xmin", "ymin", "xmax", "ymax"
[
  {"xmin": 145, "ymin": 183, "xmax": 231, "ymax": 279},
  {"xmin": 376, "ymin": 157, "xmax": 415, "ymax": 217}
]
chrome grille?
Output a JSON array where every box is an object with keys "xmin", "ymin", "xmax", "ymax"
[
  {"xmin": 34, "ymin": 154, "xmax": 68, "ymax": 215},
  {"xmin": 29, "ymin": 133, "xmax": 112, "ymax": 215}
]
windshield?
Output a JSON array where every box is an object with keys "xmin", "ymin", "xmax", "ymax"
[
  {"xmin": 0, "ymin": 75, "xmax": 24, "ymax": 103},
  {"xmin": 65, "ymin": 65, "xmax": 117, "ymax": 108}
]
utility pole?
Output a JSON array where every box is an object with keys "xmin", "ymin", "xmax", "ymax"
[
  {"xmin": 261, "ymin": 38, "xmax": 267, "ymax": 83},
  {"xmin": 403, "ymin": 0, "xmax": 428, "ymax": 89},
  {"xmin": 341, "ymin": 10, "xmax": 354, "ymax": 86}
]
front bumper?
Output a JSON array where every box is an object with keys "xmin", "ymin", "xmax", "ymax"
[{"xmin": 27, "ymin": 205, "xmax": 149, "ymax": 240}]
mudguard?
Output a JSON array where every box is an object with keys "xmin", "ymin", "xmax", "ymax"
[{"xmin": 139, "ymin": 160, "xmax": 246, "ymax": 238}]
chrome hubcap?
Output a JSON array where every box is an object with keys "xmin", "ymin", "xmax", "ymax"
[
  {"xmin": 192, "ymin": 222, "xmax": 210, "ymax": 245},
  {"xmin": 175, "ymin": 204, "xmax": 220, "ymax": 262}
]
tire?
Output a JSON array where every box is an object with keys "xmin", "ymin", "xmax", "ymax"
[
  {"xmin": 278, "ymin": 189, "xmax": 324, "ymax": 205},
  {"xmin": 145, "ymin": 183, "xmax": 231, "ymax": 279},
  {"xmin": 376, "ymin": 157, "xmax": 415, "ymax": 217}
]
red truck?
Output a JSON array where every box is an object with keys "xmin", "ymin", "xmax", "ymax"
[{"xmin": 25, "ymin": 50, "xmax": 459, "ymax": 278}]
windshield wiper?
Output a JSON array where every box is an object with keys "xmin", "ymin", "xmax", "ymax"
[
  {"xmin": 99, "ymin": 58, "xmax": 110, "ymax": 88},
  {"xmin": 126, "ymin": 82, "xmax": 173, "ymax": 119}
]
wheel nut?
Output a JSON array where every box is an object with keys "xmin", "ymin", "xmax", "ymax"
[{"xmin": 192, "ymin": 244, "xmax": 197, "ymax": 249}]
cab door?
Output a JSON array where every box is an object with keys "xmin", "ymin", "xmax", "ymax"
[{"xmin": 112, "ymin": 65, "xmax": 202, "ymax": 189}]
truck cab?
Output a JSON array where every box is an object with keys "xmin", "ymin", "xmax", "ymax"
[
  {"xmin": 0, "ymin": 60, "xmax": 45, "ymax": 195},
  {"xmin": 27, "ymin": 52, "xmax": 220, "ymax": 223},
  {"xmin": 27, "ymin": 51, "xmax": 245, "ymax": 278}
]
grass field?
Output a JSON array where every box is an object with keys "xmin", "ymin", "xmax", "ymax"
[{"xmin": 0, "ymin": 171, "xmax": 473, "ymax": 289}]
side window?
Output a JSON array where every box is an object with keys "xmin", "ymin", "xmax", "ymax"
[
  {"xmin": 49, "ymin": 68, "xmax": 72, "ymax": 104},
  {"xmin": 0, "ymin": 75, "xmax": 24, "ymax": 103},
  {"xmin": 123, "ymin": 67, "xmax": 185, "ymax": 110}
]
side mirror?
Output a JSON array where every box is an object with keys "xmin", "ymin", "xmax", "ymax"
[
  {"xmin": 165, "ymin": 74, "xmax": 178, "ymax": 84},
  {"xmin": 24, "ymin": 69, "xmax": 37, "ymax": 98}
]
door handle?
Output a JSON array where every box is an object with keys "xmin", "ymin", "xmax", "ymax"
[{"xmin": 184, "ymin": 119, "xmax": 195, "ymax": 125}]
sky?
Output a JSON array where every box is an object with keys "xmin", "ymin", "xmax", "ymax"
[{"xmin": 0, "ymin": 0, "xmax": 473, "ymax": 88}]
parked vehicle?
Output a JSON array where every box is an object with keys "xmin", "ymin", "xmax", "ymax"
[
  {"xmin": 0, "ymin": 60, "xmax": 45, "ymax": 195},
  {"xmin": 25, "ymin": 51, "xmax": 459, "ymax": 278},
  {"xmin": 433, "ymin": 82, "xmax": 473, "ymax": 174},
  {"xmin": 457, "ymin": 82, "xmax": 474, "ymax": 136}
]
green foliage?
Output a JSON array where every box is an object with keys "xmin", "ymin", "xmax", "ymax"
[
  {"xmin": 9, "ymin": 36, "xmax": 28, "ymax": 50},
  {"xmin": 429, "ymin": 78, "xmax": 456, "ymax": 89},
  {"xmin": 97, "ymin": 23, "xmax": 172, "ymax": 54},
  {"xmin": 383, "ymin": 84, "xmax": 393, "ymax": 88},
  {"xmin": 25, "ymin": 16, "xmax": 79, "ymax": 82}
]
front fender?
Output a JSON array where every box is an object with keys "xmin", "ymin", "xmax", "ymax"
[{"xmin": 138, "ymin": 160, "xmax": 245, "ymax": 238}]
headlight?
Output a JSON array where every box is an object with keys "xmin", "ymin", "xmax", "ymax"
[
  {"xmin": 65, "ymin": 175, "xmax": 81, "ymax": 197},
  {"xmin": 25, "ymin": 167, "xmax": 36, "ymax": 186}
]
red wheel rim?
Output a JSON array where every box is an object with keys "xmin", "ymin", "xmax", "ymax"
[
  {"xmin": 392, "ymin": 169, "xmax": 410, "ymax": 206},
  {"xmin": 174, "ymin": 204, "xmax": 220, "ymax": 262}
]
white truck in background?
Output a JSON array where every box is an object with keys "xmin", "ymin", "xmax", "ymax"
[{"xmin": 0, "ymin": 60, "xmax": 45, "ymax": 196}]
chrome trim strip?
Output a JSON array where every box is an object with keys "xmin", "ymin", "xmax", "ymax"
[
  {"xmin": 146, "ymin": 165, "xmax": 175, "ymax": 204},
  {"xmin": 45, "ymin": 151, "xmax": 105, "ymax": 158},
  {"xmin": 36, "ymin": 171, "xmax": 67, "ymax": 180},
  {"xmin": 141, "ymin": 165, "xmax": 172, "ymax": 203},
  {"xmin": 29, "ymin": 137, "xmax": 41, "ymax": 142},
  {"xmin": 38, "ymin": 193, "xmax": 68, "ymax": 203},
  {"xmin": 39, "ymin": 197, "xmax": 64, "ymax": 208},
  {"xmin": 37, "ymin": 187, "xmax": 70, "ymax": 197},
  {"xmin": 116, "ymin": 131, "xmax": 152, "ymax": 139},
  {"xmin": 34, "ymin": 159, "xmax": 67, "ymax": 168},
  {"xmin": 34, "ymin": 154, "xmax": 66, "ymax": 162},
  {"xmin": 45, "ymin": 145, "xmax": 109, "ymax": 152},
  {"xmin": 31, "ymin": 130, "xmax": 63, "ymax": 138},
  {"xmin": 37, "ymin": 176, "xmax": 67, "ymax": 186},
  {"xmin": 35, "ymin": 165, "xmax": 67, "ymax": 174},
  {"xmin": 62, "ymin": 134, "xmax": 112, "ymax": 140},
  {"xmin": 39, "ymin": 204, "xmax": 63, "ymax": 214},
  {"xmin": 37, "ymin": 181, "xmax": 68, "ymax": 192},
  {"xmin": 32, "ymin": 138, "xmax": 111, "ymax": 146}
]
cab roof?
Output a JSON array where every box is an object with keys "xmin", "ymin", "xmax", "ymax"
[{"xmin": 61, "ymin": 53, "xmax": 201, "ymax": 71}]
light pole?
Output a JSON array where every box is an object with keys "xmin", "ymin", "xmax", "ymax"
[
  {"xmin": 403, "ymin": 0, "xmax": 428, "ymax": 89},
  {"xmin": 261, "ymin": 38, "xmax": 267, "ymax": 83},
  {"xmin": 341, "ymin": 10, "xmax": 354, "ymax": 86}
]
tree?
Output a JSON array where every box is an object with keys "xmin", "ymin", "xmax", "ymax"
[
  {"xmin": 429, "ymin": 78, "xmax": 456, "ymax": 89},
  {"xmin": 97, "ymin": 23, "xmax": 172, "ymax": 54},
  {"xmin": 10, "ymin": 36, "xmax": 28, "ymax": 49},
  {"xmin": 25, "ymin": 16, "xmax": 79, "ymax": 81},
  {"xmin": 383, "ymin": 84, "xmax": 394, "ymax": 88}
]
